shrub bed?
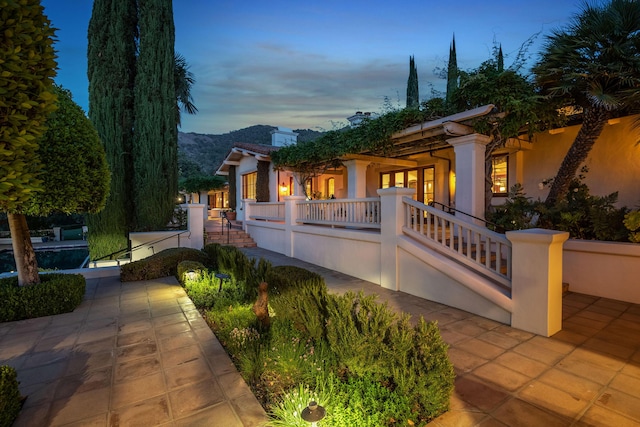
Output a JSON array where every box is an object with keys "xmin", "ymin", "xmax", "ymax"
[
  {"xmin": 0, "ymin": 273, "xmax": 86, "ymax": 322},
  {"xmin": 0, "ymin": 365, "xmax": 21, "ymax": 427},
  {"xmin": 179, "ymin": 245, "xmax": 455, "ymax": 426},
  {"xmin": 120, "ymin": 247, "xmax": 210, "ymax": 281}
]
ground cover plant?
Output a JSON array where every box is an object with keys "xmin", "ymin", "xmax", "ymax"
[{"xmin": 174, "ymin": 244, "xmax": 455, "ymax": 426}]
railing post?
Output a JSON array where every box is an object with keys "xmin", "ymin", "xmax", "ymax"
[
  {"xmin": 284, "ymin": 196, "xmax": 305, "ymax": 257},
  {"xmin": 378, "ymin": 187, "xmax": 415, "ymax": 291},
  {"xmin": 506, "ymin": 228, "xmax": 569, "ymax": 336},
  {"xmin": 183, "ymin": 203, "xmax": 205, "ymax": 250}
]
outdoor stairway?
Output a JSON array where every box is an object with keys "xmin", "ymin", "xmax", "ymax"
[{"xmin": 206, "ymin": 226, "xmax": 257, "ymax": 248}]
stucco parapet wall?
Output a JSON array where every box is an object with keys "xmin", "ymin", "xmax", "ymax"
[
  {"xmin": 377, "ymin": 187, "xmax": 415, "ymax": 196},
  {"xmin": 564, "ymin": 238, "xmax": 640, "ymax": 257},
  {"xmin": 505, "ymin": 228, "xmax": 570, "ymax": 244}
]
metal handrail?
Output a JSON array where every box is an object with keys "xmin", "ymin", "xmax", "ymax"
[
  {"xmin": 220, "ymin": 211, "xmax": 232, "ymax": 245},
  {"xmin": 429, "ymin": 201, "xmax": 504, "ymax": 232},
  {"xmin": 90, "ymin": 229, "xmax": 191, "ymax": 265}
]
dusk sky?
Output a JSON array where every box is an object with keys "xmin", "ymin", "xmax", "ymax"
[{"xmin": 40, "ymin": 1, "xmax": 580, "ymax": 135}]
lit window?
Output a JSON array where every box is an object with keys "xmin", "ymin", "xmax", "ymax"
[
  {"xmin": 492, "ymin": 155, "xmax": 508, "ymax": 195},
  {"xmin": 381, "ymin": 173, "xmax": 390, "ymax": 189},
  {"xmin": 326, "ymin": 178, "xmax": 335, "ymax": 198},
  {"xmin": 242, "ymin": 172, "xmax": 257, "ymax": 199},
  {"xmin": 423, "ymin": 168, "xmax": 435, "ymax": 204}
]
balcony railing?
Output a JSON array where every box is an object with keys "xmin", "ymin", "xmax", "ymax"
[
  {"xmin": 403, "ymin": 197, "xmax": 512, "ymax": 289},
  {"xmin": 249, "ymin": 202, "xmax": 285, "ymax": 221},
  {"xmin": 296, "ymin": 198, "xmax": 381, "ymax": 229}
]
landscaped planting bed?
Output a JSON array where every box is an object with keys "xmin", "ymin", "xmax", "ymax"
[{"xmin": 127, "ymin": 244, "xmax": 455, "ymax": 426}]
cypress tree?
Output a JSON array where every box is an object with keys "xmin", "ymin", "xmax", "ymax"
[
  {"xmin": 133, "ymin": 0, "xmax": 177, "ymax": 230},
  {"xmin": 256, "ymin": 160, "xmax": 271, "ymax": 202},
  {"xmin": 446, "ymin": 35, "xmax": 458, "ymax": 105},
  {"xmin": 406, "ymin": 56, "xmax": 419, "ymax": 109},
  {"xmin": 87, "ymin": 0, "xmax": 137, "ymax": 258},
  {"xmin": 497, "ymin": 44, "xmax": 504, "ymax": 73}
]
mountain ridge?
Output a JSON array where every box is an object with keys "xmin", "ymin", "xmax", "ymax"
[{"xmin": 178, "ymin": 125, "xmax": 324, "ymax": 174}]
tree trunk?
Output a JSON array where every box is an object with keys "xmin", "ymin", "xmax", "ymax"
[
  {"xmin": 7, "ymin": 213, "xmax": 40, "ymax": 286},
  {"xmin": 545, "ymin": 107, "xmax": 608, "ymax": 206}
]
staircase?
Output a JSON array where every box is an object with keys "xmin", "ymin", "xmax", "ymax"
[{"xmin": 205, "ymin": 222, "xmax": 257, "ymax": 248}]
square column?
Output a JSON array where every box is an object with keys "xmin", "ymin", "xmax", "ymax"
[
  {"xmin": 344, "ymin": 159, "xmax": 369, "ymax": 198},
  {"xmin": 447, "ymin": 134, "xmax": 491, "ymax": 224}
]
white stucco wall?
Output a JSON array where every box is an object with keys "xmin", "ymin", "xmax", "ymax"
[
  {"xmin": 563, "ymin": 239, "xmax": 640, "ymax": 304},
  {"xmin": 521, "ymin": 115, "xmax": 640, "ymax": 209}
]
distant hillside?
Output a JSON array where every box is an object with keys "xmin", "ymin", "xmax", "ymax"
[{"xmin": 178, "ymin": 125, "xmax": 324, "ymax": 174}]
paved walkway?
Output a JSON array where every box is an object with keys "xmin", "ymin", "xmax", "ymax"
[{"xmin": 0, "ymin": 247, "xmax": 638, "ymax": 426}]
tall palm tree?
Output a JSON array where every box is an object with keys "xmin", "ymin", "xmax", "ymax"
[
  {"xmin": 533, "ymin": 0, "xmax": 640, "ymax": 206},
  {"xmin": 174, "ymin": 52, "xmax": 198, "ymax": 126}
]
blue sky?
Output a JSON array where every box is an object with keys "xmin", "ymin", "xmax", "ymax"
[{"xmin": 41, "ymin": 1, "xmax": 580, "ymax": 135}]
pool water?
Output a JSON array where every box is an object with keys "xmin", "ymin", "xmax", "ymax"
[{"xmin": 0, "ymin": 248, "xmax": 89, "ymax": 274}]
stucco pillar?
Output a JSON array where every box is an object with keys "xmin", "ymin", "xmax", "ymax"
[
  {"xmin": 344, "ymin": 159, "xmax": 369, "ymax": 198},
  {"xmin": 506, "ymin": 228, "xmax": 569, "ymax": 336},
  {"xmin": 185, "ymin": 203, "xmax": 205, "ymax": 250},
  {"xmin": 447, "ymin": 134, "xmax": 490, "ymax": 224},
  {"xmin": 284, "ymin": 195, "xmax": 305, "ymax": 257},
  {"xmin": 378, "ymin": 187, "xmax": 415, "ymax": 291}
]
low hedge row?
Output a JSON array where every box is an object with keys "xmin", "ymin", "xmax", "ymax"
[
  {"xmin": 120, "ymin": 247, "xmax": 210, "ymax": 281},
  {"xmin": 0, "ymin": 274, "xmax": 86, "ymax": 322},
  {"xmin": 0, "ymin": 365, "xmax": 21, "ymax": 427}
]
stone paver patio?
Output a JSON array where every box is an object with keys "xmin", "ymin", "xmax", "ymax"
[{"xmin": 0, "ymin": 247, "xmax": 638, "ymax": 426}]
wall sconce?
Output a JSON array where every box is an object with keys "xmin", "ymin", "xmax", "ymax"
[
  {"xmin": 279, "ymin": 182, "xmax": 288, "ymax": 195},
  {"xmin": 301, "ymin": 401, "xmax": 325, "ymax": 426}
]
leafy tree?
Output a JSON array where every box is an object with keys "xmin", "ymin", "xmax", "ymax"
[
  {"xmin": 1, "ymin": 0, "xmax": 58, "ymax": 286},
  {"xmin": 179, "ymin": 175, "xmax": 225, "ymax": 195},
  {"xmin": 454, "ymin": 45, "xmax": 561, "ymax": 211},
  {"xmin": 406, "ymin": 56, "xmax": 419, "ymax": 109},
  {"xmin": 133, "ymin": 0, "xmax": 177, "ymax": 231},
  {"xmin": 86, "ymin": 0, "xmax": 137, "ymax": 258},
  {"xmin": 533, "ymin": 0, "xmax": 640, "ymax": 206}
]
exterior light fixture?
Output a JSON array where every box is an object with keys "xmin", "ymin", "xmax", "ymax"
[
  {"xmin": 301, "ymin": 401, "xmax": 325, "ymax": 426},
  {"xmin": 185, "ymin": 270, "xmax": 198, "ymax": 281},
  {"xmin": 279, "ymin": 182, "xmax": 288, "ymax": 195}
]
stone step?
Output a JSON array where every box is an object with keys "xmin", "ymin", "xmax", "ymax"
[{"xmin": 206, "ymin": 230, "xmax": 257, "ymax": 248}]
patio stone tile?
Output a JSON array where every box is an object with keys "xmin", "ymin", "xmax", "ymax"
[
  {"xmin": 217, "ymin": 371, "xmax": 255, "ymax": 400},
  {"xmin": 116, "ymin": 341, "xmax": 158, "ymax": 362},
  {"xmin": 151, "ymin": 305, "xmax": 184, "ymax": 317},
  {"xmin": 537, "ymin": 368, "xmax": 602, "ymax": 401},
  {"xmin": 18, "ymin": 360, "xmax": 68, "ymax": 388},
  {"xmin": 621, "ymin": 361, "xmax": 640, "ymax": 379},
  {"xmin": 493, "ymin": 352, "xmax": 549, "ymax": 378},
  {"xmin": 114, "ymin": 354, "xmax": 161, "ymax": 383},
  {"xmin": 582, "ymin": 336, "xmax": 636, "ymax": 359},
  {"xmin": 466, "ymin": 315, "xmax": 502, "ymax": 331},
  {"xmin": 530, "ymin": 335, "xmax": 575, "ymax": 355},
  {"xmin": 584, "ymin": 304, "xmax": 627, "ymax": 318},
  {"xmin": 472, "ymin": 362, "xmax": 532, "ymax": 392},
  {"xmin": 57, "ymin": 413, "xmax": 108, "ymax": 427},
  {"xmin": 76, "ymin": 325, "xmax": 118, "ymax": 344},
  {"xmin": 455, "ymin": 338, "xmax": 505, "ymax": 359},
  {"xmin": 21, "ymin": 348, "xmax": 73, "ymax": 369},
  {"xmin": 566, "ymin": 347, "xmax": 627, "ymax": 371},
  {"xmin": 40, "ymin": 323, "xmax": 81, "ymax": 340},
  {"xmin": 556, "ymin": 354, "xmax": 617, "ymax": 385},
  {"xmin": 491, "ymin": 397, "xmax": 570, "ymax": 427},
  {"xmin": 160, "ymin": 343, "xmax": 204, "ymax": 367},
  {"xmin": 111, "ymin": 372, "xmax": 166, "ymax": 409},
  {"xmin": 151, "ymin": 311, "xmax": 187, "ymax": 327},
  {"xmin": 116, "ymin": 327, "xmax": 155, "ymax": 347},
  {"xmin": 444, "ymin": 320, "xmax": 488, "ymax": 338},
  {"xmin": 168, "ymin": 378, "xmax": 225, "ymax": 418},
  {"xmin": 175, "ymin": 402, "xmax": 244, "ymax": 427},
  {"xmin": 48, "ymin": 387, "xmax": 110, "ymax": 426},
  {"xmin": 12, "ymin": 403, "xmax": 52, "ymax": 427},
  {"xmin": 576, "ymin": 403, "xmax": 640, "ymax": 427},
  {"xmin": 609, "ymin": 372, "xmax": 640, "ymax": 396},
  {"xmin": 476, "ymin": 417, "xmax": 509, "ymax": 427},
  {"xmin": 595, "ymin": 388, "xmax": 640, "ymax": 422},
  {"xmin": 108, "ymin": 395, "xmax": 171, "ymax": 426},
  {"xmin": 118, "ymin": 318, "xmax": 155, "ymax": 345},
  {"xmin": 476, "ymin": 330, "xmax": 521, "ymax": 350},
  {"xmin": 429, "ymin": 408, "xmax": 487, "ymax": 427},
  {"xmin": 550, "ymin": 329, "xmax": 590, "ymax": 346},
  {"xmin": 610, "ymin": 317, "xmax": 640, "ymax": 333},
  {"xmin": 54, "ymin": 366, "xmax": 112, "ymax": 399},
  {"xmin": 159, "ymin": 330, "xmax": 199, "ymax": 352},
  {"xmin": 512, "ymin": 341, "xmax": 565, "ymax": 365},
  {"xmin": 573, "ymin": 309, "xmax": 615, "ymax": 323},
  {"xmin": 453, "ymin": 375, "xmax": 509, "ymax": 412},
  {"xmin": 439, "ymin": 327, "xmax": 472, "ymax": 345},
  {"xmin": 447, "ymin": 347, "xmax": 489, "ymax": 374},
  {"xmin": 66, "ymin": 348, "xmax": 113, "ymax": 376},
  {"xmin": 164, "ymin": 357, "xmax": 213, "ymax": 389},
  {"xmin": 231, "ymin": 393, "xmax": 270, "ymax": 427},
  {"xmin": 518, "ymin": 380, "xmax": 590, "ymax": 419},
  {"xmin": 492, "ymin": 325, "xmax": 535, "ymax": 341},
  {"xmin": 154, "ymin": 320, "xmax": 192, "ymax": 338},
  {"xmin": 592, "ymin": 298, "xmax": 631, "ymax": 313},
  {"xmin": 562, "ymin": 319, "xmax": 601, "ymax": 337}
]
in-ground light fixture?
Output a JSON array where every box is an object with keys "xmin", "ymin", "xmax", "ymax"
[{"xmin": 301, "ymin": 401, "xmax": 325, "ymax": 426}]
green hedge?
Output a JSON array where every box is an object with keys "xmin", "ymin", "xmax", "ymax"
[
  {"xmin": 0, "ymin": 365, "xmax": 21, "ymax": 427},
  {"xmin": 120, "ymin": 247, "xmax": 210, "ymax": 281},
  {"xmin": 0, "ymin": 274, "xmax": 86, "ymax": 322}
]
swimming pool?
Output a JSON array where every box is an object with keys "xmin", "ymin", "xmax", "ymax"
[{"xmin": 0, "ymin": 247, "xmax": 90, "ymax": 274}]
